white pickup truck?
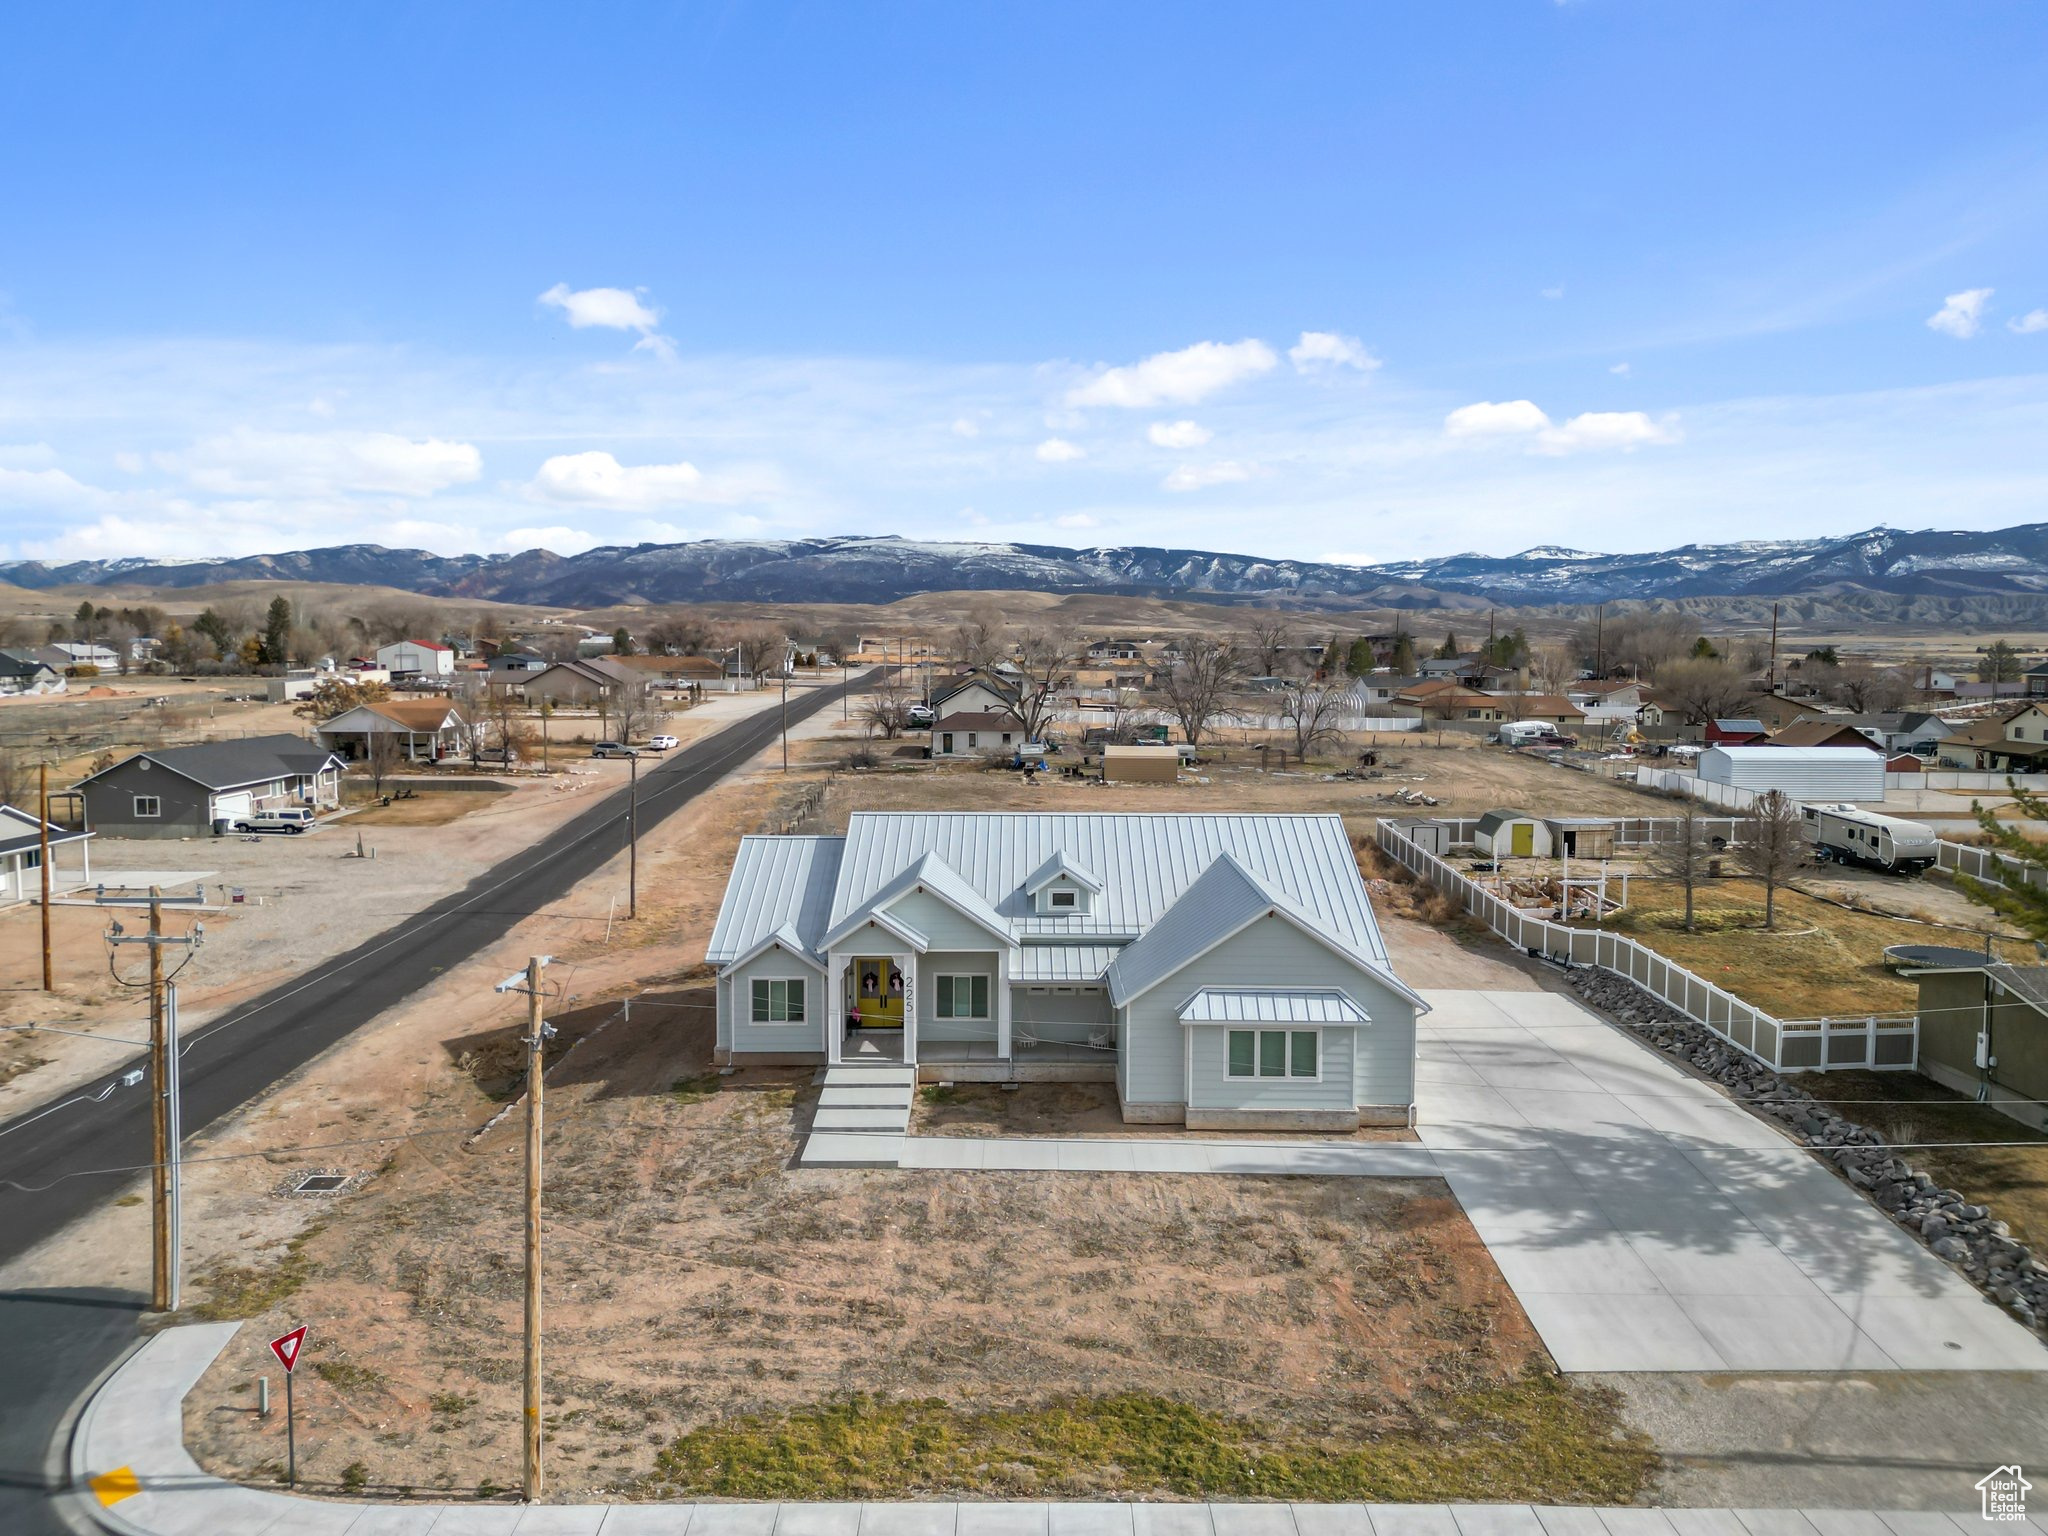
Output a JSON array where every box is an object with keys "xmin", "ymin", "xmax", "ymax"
[{"xmin": 237, "ymin": 808, "xmax": 316, "ymax": 834}]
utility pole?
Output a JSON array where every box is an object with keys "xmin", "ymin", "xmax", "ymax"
[
  {"xmin": 104, "ymin": 886, "xmax": 204, "ymax": 1312},
  {"xmin": 494, "ymin": 957, "xmax": 554, "ymax": 1503},
  {"xmin": 781, "ymin": 662, "xmax": 789, "ymax": 773},
  {"xmin": 1767, "ymin": 602, "xmax": 1780, "ymax": 694},
  {"xmin": 39, "ymin": 762, "xmax": 52, "ymax": 992},
  {"xmin": 627, "ymin": 753, "xmax": 639, "ymax": 921},
  {"xmin": 1594, "ymin": 605, "xmax": 1605, "ymax": 679}
]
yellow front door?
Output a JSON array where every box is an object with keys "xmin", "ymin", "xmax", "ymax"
[
  {"xmin": 1511, "ymin": 822, "xmax": 1534, "ymax": 857},
  {"xmin": 853, "ymin": 958, "xmax": 904, "ymax": 1028}
]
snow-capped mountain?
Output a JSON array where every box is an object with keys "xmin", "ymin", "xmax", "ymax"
[{"xmin": 8, "ymin": 524, "xmax": 2048, "ymax": 608}]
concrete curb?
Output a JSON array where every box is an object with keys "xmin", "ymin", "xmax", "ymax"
[{"xmin": 72, "ymin": 1324, "xmax": 2020, "ymax": 1536}]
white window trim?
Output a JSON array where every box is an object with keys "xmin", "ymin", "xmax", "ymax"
[
  {"xmin": 748, "ymin": 974, "xmax": 809, "ymax": 1026},
  {"xmin": 933, "ymin": 973, "xmax": 991, "ymax": 1021},
  {"xmin": 133, "ymin": 795, "xmax": 161, "ymax": 819},
  {"xmin": 1222, "ymin": 1027, "xmax": 1323, "ymax": 1083},
  {"xmin": 1042, "ymin": 886, "xmax": 1086, "ymax": 914}
]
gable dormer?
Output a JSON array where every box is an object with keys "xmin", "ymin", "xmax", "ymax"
[{"xmin": 1023, "ymin": 850, "xmax": 1103, "ymax": 917}]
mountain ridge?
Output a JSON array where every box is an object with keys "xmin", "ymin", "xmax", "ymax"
[{"xmin": 8, "ymin": 523, "xmax": 2048, "ymax": 609}]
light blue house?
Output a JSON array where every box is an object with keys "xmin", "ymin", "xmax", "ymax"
[{"xmin": 705, "ymin": 812, "xmax": 1425, "ymax": 1130}]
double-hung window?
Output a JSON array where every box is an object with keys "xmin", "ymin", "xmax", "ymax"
[
  {"xmin": 134, "ymin": 795, "xmax": 161, "ymax": 819},
  {"xmin": 935, "ymin": 974, "xmax": 990, "ymax": 1020},
  {"xmin": 1225, "ymin": 1028, "xmax": 1319, "ymax": 1080},
  {"xmin": 750, "ymin": 977, "xmax": 806, "ymax": 1024}
]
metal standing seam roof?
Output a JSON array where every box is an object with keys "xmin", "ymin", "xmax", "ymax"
[
  {"xmin": 822, "ymin": 851, "xmax": 1012, "ymax": 950},
  {"xmin": 1013, "ymin": 945, "xmax": 1121, "ymax": 983},
  {"xmin": 1176, "ymin": 987, "xmax": 1371, "ymax": 1024},
  {"xmin": 705, "ymin": 836, "xmax": 844, "ymax": 965},
  {"xmin": 75, "ymin": 734, "xmax": 346, "ymax": 793},
  {"xmin": 829, "ymin": 812, "xmax": 1389, "ymax": 963}
]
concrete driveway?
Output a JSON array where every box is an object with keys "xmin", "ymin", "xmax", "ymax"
[{"xmin": 1415, "ymin": 988, "xmax": 2044, "ymax": 1373}]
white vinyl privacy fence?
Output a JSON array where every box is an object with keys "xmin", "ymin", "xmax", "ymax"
[{"xmin": 1375, "ymin": 818, "xmax": 1918, "ymax": 1072}]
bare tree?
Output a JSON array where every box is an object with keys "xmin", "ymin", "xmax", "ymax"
[
  {"xmin": 611, "ymin": 676, "xmax": 661, "ymax": 745},
  {"xmin": 1656, "ymin": 658, "xmax": 1755, "ymax": 726},
  {"xmin": 1004, "ymin": 627, "xmax": 1075, "ymax": 742},
  {"xmin": 948, "ymin": 604, "xmax": 1008, "ymax": 670},
  {"xmin": 1736, "ymin": 789, "xmax": 1808, "ymax": 929},
  {"xmin": 858, "ymin": 677, "xmax": 916, "ymax": 739},
  {"xmin": 1643, "ymin": 800, "xmax": 1716, "ymax": 932},
  {"xmin": 1158, "ymin": 634, "xmax": 1242, "ymax": 749},
  {"xmin": 364, "ymin": 731, "xmax": 402, "ymax": 798},
  {"xmin": 727, "ymin": 625, "xmax": 789, "ymax": 688},
  {"xmin": 1528, "ymin": 642, "xmax": 1577, "ymax": 695},
  {"xmin": 1245, "ymin": 617, "xmax": 1295, "ymax": 678},
  {"xmin": 294, "ymin": 676, "xmax": 393, "ymax": 722},
  {"xmin": 1281, "ymin": 680, "xmax": 1349, "ymax": 759},
  {"xmin": 1830, "ymin": 660, "xmax": 1908, "ymax": 714},
  {"xmin": 646, "ymin": 613, "xmax": 714, "ymax": 656}
]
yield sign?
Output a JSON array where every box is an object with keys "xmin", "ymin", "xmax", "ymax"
[{"xmin": 268, "ymin": 1326, "xmax": 308, "ymax": 1374}]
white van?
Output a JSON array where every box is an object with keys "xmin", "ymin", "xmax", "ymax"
[{"xmin": 240, "ymin": 807, "xmax": 316, "ymax": 834}]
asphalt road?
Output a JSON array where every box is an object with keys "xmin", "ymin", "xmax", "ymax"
[
  {"xmin": 0, "ymin": 673, "xmax": 870, "ymax": 1272},
  {"xmin": 0, "ymin": 1287, "xmax": 144, "ymax": 1536}
]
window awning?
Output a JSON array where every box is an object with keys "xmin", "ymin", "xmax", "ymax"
[{"xmin": 1176, "ymin": 987, "xmax": 1370, "ymax": 1025}]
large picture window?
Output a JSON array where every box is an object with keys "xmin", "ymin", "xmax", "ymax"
[
  {"xmin": 935, "ymin": 974, "xmax": 990, "ymax": 1019},
  {"xmin": 1225, "ymin": 1028, "xmax": 1319, "ymax": 1080},
  {"xmin": 750, "ymin": 976, "xmax": 806, "ymax": 1024}
]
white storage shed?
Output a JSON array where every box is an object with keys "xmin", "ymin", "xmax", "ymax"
[{"xmin": 1698, "ymin": 745, "xmax": 1885, "ymax": 803}]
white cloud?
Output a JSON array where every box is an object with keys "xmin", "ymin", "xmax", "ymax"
[
  {"xmin": 1054, "ymin": 512, "xmax": 1099, "ymax": 529},
  {"xmin": 1541, "ymin": 285, "xmax": 1565, "ymax": 300},
  {"xmin": 501, "ymin": 524, "xmax": 603, "ymax": 555},
  {"xmin": 530, "ymin": 450, "xmax": 764, "ymax": 509},
  {"xmin": 2011, "ymin": 309, "xmax": 2048, "ymax": 335},
  {"xmin": 1288, "ymin": 331, "xmax": 1379, "ymax": 372},
  {"xmin": 1444, "ymin": 400, "xmax": 1678, "ymax": 454},
  {"xmin": 113, "ymin": 450, "xmax": 145, "ymax": 474},
  {"xmin": 1927, "ymin": 288, "xmax": 1993, "ymax": 339},
  {"xmin": 1610, "ymin": 362, "xmax": 1632, "ymax": 376},
  {"xmin": 1067, "ymin": 339, "xmax": 1277, "ymax": 408},
  {"xmin": 950, "ymin": 417, "xmax": 980, "ymax": 437},
  {"xmin": 0, "ymin": 463, "xmax": 108, "ymax": 509},
  {"xmin": 538, "ymin": 283, "xmax": 662, "ymax": 333},
  {"xmin": 0, "ymin": 442, "xmax": 57, "ymax": 469},
  {"xmin": 1163, "ymin": 460, "xmax": 1255, "ymax": 492},
  {"xmin": 1035, "ymin": 437, "xmax": 1086, "ymax": 463},
  {"xmin": 165, "ymin": 428, "xmax": 482, "ymax": 496},
  {"xmin": 960, "ymin": 506, "xmax": 990, "ymax": 527},
  {"xmin": 1534, "ymin": 411, "xmax": 1682, "ymax": 455},
  {"xmin": 1147, "ymin": 420, "xmax": 1212, "ymax": 449},
  {"xmin": 1445, "ymin": 400, "xmax": 1553, "ymax": 437}
]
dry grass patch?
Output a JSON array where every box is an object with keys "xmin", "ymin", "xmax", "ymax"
[{"xmin": 340, "ymin": 789, "xmax": 501, "ymax": 826}]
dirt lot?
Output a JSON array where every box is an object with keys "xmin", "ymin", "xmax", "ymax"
[{"xmin": 175, "ymin": 987, "xmax": 1644, "ymax": 1506}]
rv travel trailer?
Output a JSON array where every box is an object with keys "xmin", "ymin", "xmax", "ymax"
[{"xmin": 1803, "ymin": 803, "xmax": 1939, "ymax": 875}]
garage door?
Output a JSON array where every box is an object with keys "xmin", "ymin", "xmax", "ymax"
[{"xmin": 212, "ymin": 792, "xmax": 253, "ymax": 823}]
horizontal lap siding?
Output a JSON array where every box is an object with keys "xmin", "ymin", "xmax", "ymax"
[
  {"xmin": 726, "ymin": 949, "xmax": 824, "ymax": 1055},
  {"xmin": 1188, "ymin": 1025, "xmax": 1355, "ymax": 1110},
  {"xmin": 1122, "ymin": 915, "xmax": 1407, "ymax": 1109},
  {"xmin": 919, "ymin": 949, "xmax": 1001, "ymax": 1042}
]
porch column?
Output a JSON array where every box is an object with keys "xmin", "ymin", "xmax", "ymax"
[
  {"xmin": 996, "ymin": 949, "xmax": 1013, "ymax": 1060},
  {"xmin": 79, "ymin": 836, "xmax": 90, "ymax": 883},
  {"xmin": 898, "ymin": 950, "xmax": 917, "ymax": 1067},
  {"xmin": 826, "ymin": 953, "xmax": 846, "ymax": 1065}
]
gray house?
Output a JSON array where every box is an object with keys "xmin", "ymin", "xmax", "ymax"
[
  {"xmin": 76, "ymin": 735, "xmax": 347, "ymax": 839},
  {"xmin": 705, "ymin": 812, "xmax": 1425, "ymax": 1130}
]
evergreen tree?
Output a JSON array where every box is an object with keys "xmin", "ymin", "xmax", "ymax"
[
  {"xmin": 1433, "ymin": 629, "xmax": 1460, "ymax": 660},
  {"xmin": 612, "ymin": 626, "xmax": 635, "ymax": 655},
  {"xmin": 1958, "ymin": 784, "xmax": 2048, "ymax": 940},
  {"xmin": 261, "ymin": 597, "xmax": 293, "ymax": 666},
  {"xmin": 1345, "ymin": 636, "xmax": 1376, "ymax": 675},
  {"xmin": 1390, "ymin": 631, "xmax": 1417, "ymax": 673}
]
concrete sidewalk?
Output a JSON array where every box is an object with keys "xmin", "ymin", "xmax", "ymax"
[{"xmin": 71, "ymin": 1325, "xmax": 2032, "ymax": 1536}]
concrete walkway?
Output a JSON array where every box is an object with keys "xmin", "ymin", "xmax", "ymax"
[
  {"xmin": 71, "ymin": 1325, "xmax": 2031, "ymax": 1536},
  {"xmin": 1414, "ymin": 989, "xmax": 2042, "ymax": 1373}
]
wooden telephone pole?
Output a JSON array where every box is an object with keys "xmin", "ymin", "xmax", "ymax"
[
  {"xmin": 39, "ymin": 762, "xmax": 52, "ymax": 992},
  {"xmin": 495, "ymin": 955, "xmax": 554, "ymax": 1502}
]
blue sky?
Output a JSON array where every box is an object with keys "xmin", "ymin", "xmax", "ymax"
[{"xmin": 1, "ymin": 1, "xmax": 2045, "ymax": 566}]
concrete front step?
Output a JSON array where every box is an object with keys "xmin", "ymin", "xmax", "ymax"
[
  {"xmin": 799, "ymin": 1132, "xmax": 906, "ymax": 1167},
  {"xmin": 820, "ymin": 1084, "xmax": 915, "ymax": 1109},
  {"xmin": 826, "ymin": 1064, "xmax": 915, "ymax": 1086},
  {"xmin": 812, "ymin": 1106, "xmax": 914, "ymax": 1133}
]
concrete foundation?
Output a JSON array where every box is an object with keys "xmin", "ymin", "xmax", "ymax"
[
  {"xmin": 916, "ymin": 1061, "xmax": 1116, "ymax": 1084},
  {"xmin": 1185, "ymin": 1106, "xmax": 1362, "ymax": 1133},
  {"xmin": 1117, "ymin": 1099, "xmax": 1186, "ymax": 1125},
  {"xmin": 714, "ymin": 1049, "xmax": 827, "ymax": 1068}
]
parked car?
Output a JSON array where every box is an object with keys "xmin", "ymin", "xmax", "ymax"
[
  {"xmin": 646, "ymin": 734, "xmax": 680, "ymax": 752},
  {"xmin": 591, "ymin": 741, "xmax": 638, "ymax": 758},
  {"xmin": 907, "ymin": 703, "xmax": 936, "ymax": 726},
  {"xmin": 237, "ymin": 807, "xmax": 316, "ymax": 834}
]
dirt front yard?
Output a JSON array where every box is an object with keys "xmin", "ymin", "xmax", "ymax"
[{"xmin": 181, "ymin": 992, "xmax": 1648, "ymax": 1506}]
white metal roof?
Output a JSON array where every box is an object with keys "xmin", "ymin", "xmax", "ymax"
[
  {"xmin": 822, "ymin": 850, "xmax": 1011, "ymax": 951},
  {"xmin": 1177, "ymin": 987, "xmax": 1371, "ymax": 1025},
  {"xmin": 1013, "ymin": 945, "xmax": 1119, "ymax": 983},
  {"xmin": 829, "ymin": 812, "xmax": 1388, "ymax": 960},
  {"xmin": 705, "ymin": 836, "xmax": 843, "ymax": 965}
]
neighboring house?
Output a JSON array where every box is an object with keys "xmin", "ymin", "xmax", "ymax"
[
  {"xmin": 1567, "ymin": 680, "xmax": 1650, "ymax": 711},
  {"xmin": 1936, "ymin": 704, "xmax": 2048, "ymax": 771},
  {"xmin": 1768, "ymin": 718, "xmax": 1883, "ymax": 751},
  {"xmin": 1498, "ymin": 694, "xmax": 1584, "ymax": 727},
  {"xmin": 2026, "ymin": 663, "xmax": 2048, "ymax": 698},
  {"xmin": 486, "ymin": 651, "xmax": 550, "ymax": 681},
  {"xmin": 0, "ymin": 649, "xmax": 63, "ymax": 696},
  {"xmin": 1705, "ymin": 718, "xmax": 1769, "ymax": 746},
  {"xmin": 931, "ymin": 712, "xmax": 1019, "ymax": 759},
  {"xmin": 76, "ymin": 735, "xmax": 346, "ymax": 839},
  {"xmin": 1087, "ymin": 637, "xmax": 1144, "ymax": 662},
  {"xmin": 1901, "ymin": 956, "xmax": 2048, "ymax": 1131},
  {"xmin": 1396, "ymin": 685, "xmax": 1505, "ymax": 722},
  {"xmin": 931, "ymin": 671, "xmax": 1026, "ymax": 721},
  {"xmin": 522, "ymin": 657, "xmax": 638, "ymax": 707},
  {"xmin": 0, "ymin": 804, "xmax": 93, "ymax": 900},
  {"xmin": 614, "ymin": 654, "xmax": 725, "ymax": 686},
  {"xmin": 705, "ymin": 812, "xmax": 1427, "ymax": 1130},
  {"xmin": 49, "ymin": 642, "xmax": 120, "ymax": 671},
  {"xmin": 376, "ymin": 639, "xmax": 456, "ymax": 678},
  {"xmin": 315, "ymin": 700, "xmax": 474, "ymax": 762}
]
